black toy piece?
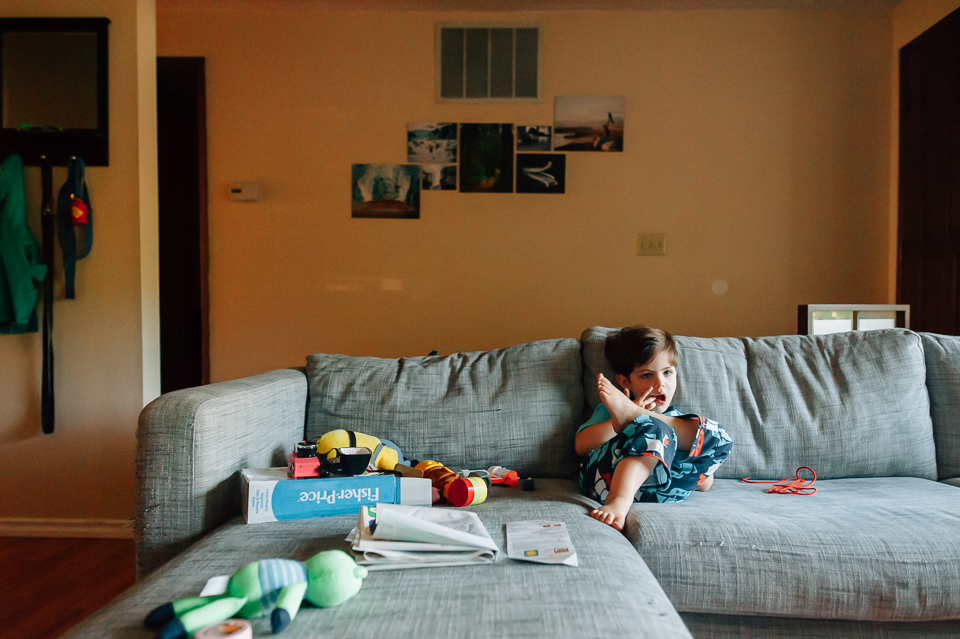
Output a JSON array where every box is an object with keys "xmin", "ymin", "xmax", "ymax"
[
  {"xmin": 143, "ymin": 602, "xmax": 176, "ymax": 630},
  {"xmin": 521, "ymin": 477, "xmax": 535, "ymax": 491},
  {"xmin": 272, "ymin": 608, "xmax": 291, "ymax": 633}
]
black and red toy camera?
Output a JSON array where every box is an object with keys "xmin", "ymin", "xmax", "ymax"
[{"xmin": 288, "ymin": 440, "xmax": 321, "ymax": 479}]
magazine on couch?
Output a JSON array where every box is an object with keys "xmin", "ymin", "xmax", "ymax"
[{"xmin": 348, "ymin": 503, "xmax": 500, "ymax": 570}]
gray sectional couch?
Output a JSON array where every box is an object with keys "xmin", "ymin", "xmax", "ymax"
[{"xmin": 67, "ymin": 328, "xmax": 960, "ymax": 638}]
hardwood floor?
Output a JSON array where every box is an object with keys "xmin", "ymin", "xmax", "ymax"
[{"xmin": 0, "ymin": 537, "xmax": 135, "ymax": 639}]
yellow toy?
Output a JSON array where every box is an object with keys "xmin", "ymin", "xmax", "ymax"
[{"xmin": 316, "ymin": 430, "xmax": 409, "ymax": 472}]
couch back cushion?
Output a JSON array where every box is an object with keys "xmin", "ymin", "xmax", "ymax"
[
  {"xmin": 581, "ymin": 327, "xmax": 937, "ymax": 480},
  {"xmin": 919, "ymin": 333, "xmax": 960, "ymax": 480},
  {"xmin": 305, "ymin": 339, "xmax": 583, "ymax": 479}
]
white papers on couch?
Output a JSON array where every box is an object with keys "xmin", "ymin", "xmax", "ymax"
[
  {"xmin": 349, "ymin": 503, "xmax": 500, "ymax": 570},
  {"xmin": 506, "ymin": 521, "xmax": 578, "ymax": 566}
]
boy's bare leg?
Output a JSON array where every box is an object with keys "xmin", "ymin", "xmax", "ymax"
[
  {"xmin": 590, "ymin": 455, "xmax": 658, "ymax": 531},
  {"xmin": 696, "ymin": 475, "xmax": 714, "ymax": 492},
  {"xmin": 598, "ymin": 373, "xmax": 645, "ymax": 430},
  {"xmin": 593, "ymin": 374, "xmax": 660, "ymax": 530}
]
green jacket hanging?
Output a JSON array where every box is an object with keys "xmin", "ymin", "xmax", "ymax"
[{"xmin": 0, "ymin": 154, "xmax": 46, "ymax": 334}]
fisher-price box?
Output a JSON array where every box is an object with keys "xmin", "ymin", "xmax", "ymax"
[{"xmin": 241, "ymin": 468, "xmax": 433, "ymax": 523}]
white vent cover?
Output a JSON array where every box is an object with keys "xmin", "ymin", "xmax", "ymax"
[{"xmin": 436, "ymin": 23, "xmax": 541, "ymax": 102}]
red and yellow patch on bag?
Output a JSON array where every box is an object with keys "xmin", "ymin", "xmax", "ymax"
[{"xmin": 70, "ymin": 198, "xmax": 89, "ymax": 225}]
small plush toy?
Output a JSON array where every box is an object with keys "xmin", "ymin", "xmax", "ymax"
[
  {"xmin": 317, "ymin": 429, "xmax": 410, "ymax": 472},
  {"xmin": 144, "ymin": 550, "xmax": 367, "ymax": 639}
]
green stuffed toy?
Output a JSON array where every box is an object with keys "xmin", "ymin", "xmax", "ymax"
[{"xmin": 144, "ymin": 550, "xmax": 367, "ymax": 638}]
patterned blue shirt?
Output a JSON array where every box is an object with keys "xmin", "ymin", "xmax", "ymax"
[{"xmin": 258, "ymin": 559, "xmax": 308, "ymax": 612}]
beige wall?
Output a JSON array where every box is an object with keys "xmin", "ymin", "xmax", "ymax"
[
  {"xmin": 894, "ymin": 0, "xmax": 960, "ymax": 44},
  {"xmin": 4, "ymin": 3, "xmax": 951, "ymax": 525},
  {"xmin": 0, "ymin": 0, "xmax": 158, "ymax": 524},
  {"xmin": 159, "ymin": 7, "xmax": 893, "ymax": 384},
  {"xmin": 888, "ymin": 0, "xmax": 960, "ymax": 299}
]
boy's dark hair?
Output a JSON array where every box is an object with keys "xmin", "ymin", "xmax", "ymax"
[{"xmin": 604, "ymin": 326, "xmax": 678, "ymax": 378}]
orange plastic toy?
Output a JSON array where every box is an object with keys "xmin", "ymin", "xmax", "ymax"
[{"xmin": 415, "ymin": 460, "xmax": 488, "ymax": 507}]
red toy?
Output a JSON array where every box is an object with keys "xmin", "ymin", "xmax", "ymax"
[
  {"xmin": 288, "ymin": 441, "xmax": 322, "ymax": 479},
  {"xmin": 486, "ymin": 466, "xmax": 519, "ymax": 488}
]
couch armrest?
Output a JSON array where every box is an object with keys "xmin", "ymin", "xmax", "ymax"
[{"xmin": 135, "ymin": 369, "xmax": 307, "ymax": 578}]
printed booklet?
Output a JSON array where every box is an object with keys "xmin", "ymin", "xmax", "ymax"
[{"xmin": 348, "ymin": 503, "xmax": 500, "ymax": 570}]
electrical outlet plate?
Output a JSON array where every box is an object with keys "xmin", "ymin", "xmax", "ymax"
[{"xmin": 637, "ymin": 232, "xmax": 667, "ymax": 256}]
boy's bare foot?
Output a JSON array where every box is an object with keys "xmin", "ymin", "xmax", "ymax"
[
  {"xmin": 598, "ymin": 374, "xmax": 645, "ymax": 431},
  {"xmin": 589, "ymin": 495, "xmax": 633, "ymax": 531}
]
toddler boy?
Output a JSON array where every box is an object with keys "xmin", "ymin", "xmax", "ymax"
[{"xmin": 575, "ymin": 326, "xmax": 733, "ymax": 530}]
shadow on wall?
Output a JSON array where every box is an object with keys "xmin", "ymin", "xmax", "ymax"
[
  {"xmin": 1, "ymin": 339, "xmax": 43, "ymax": 444},
  {"xmin": 0, "ymin": 415, "xmax": 41, "ymax": 444}
]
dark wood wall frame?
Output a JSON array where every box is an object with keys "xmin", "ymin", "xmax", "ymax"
[
  {"xmin": 897, "ymin": 5, "xmax": 960, "ymax": 334},
  {"xmin": 0, "ymin": 17, "xmax": 110, "ymax": 167},
  {"xmin": 157, "ymin": 57, "xmax": 209, "ymax": 393}
]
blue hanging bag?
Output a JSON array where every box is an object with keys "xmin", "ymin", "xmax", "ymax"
[{"xmin": 56, "ymin": 157, "xmax": 93, "ymax": 299}]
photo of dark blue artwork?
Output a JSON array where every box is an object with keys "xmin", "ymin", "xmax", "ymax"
[{"xmin": 459, "ymin": 123, "xmax": 514, "ymax": 193}]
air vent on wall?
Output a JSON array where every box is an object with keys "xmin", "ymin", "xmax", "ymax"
[{"xmin": 437, "ymin": 23, "xmax": 541, "ymax": 102}]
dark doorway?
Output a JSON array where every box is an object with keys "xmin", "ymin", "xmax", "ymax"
[
  {"xmin": 157, "ymin": 57, "xmax": 208, "ymax": 393},
  {"xmin": 898, "ymin": 7, "xmax": 960, "ymax": 334}
]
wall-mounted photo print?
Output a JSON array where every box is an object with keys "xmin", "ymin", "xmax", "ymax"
[
  {"xmin": 554, "ymin": 96, "xmax": 624, "ymax": 152},
  {"xmin": 459, "ymin": 123, "xmax": 514, "ymax": 193},
  {"xmin": 421, "ymin": 164, "xmax": 456, "ymax": 191},
  {"xmin": 517, "ymin": 126, "xmax": 552, "ymax": 152},
  {"xmin": 407, "ymin": 123, "xmax": 458, "ymax": 163},
  {"xmin": 351, "ymin": 164, "xmax": 420, "ymax": 219},
  {"xmin": 516, "ymin": 153, "xmax": 566, "ymax": 194}
]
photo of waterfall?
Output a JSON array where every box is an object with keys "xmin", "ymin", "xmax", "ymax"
[{"xmin": 421, "ymin": 164, "xmax": 457, "ymax": 190}]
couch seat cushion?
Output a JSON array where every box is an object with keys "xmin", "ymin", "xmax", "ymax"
[
  {"xmin": 66, "ymin": 480, "xmax": 691, "ymax": 639},
  {"xmin": 306, "ymin": 339, "xmax": 583, "ymax": 479},
  {"xmin": 620, "ymin": 478, "xmax": 960, "ymax": 622}
]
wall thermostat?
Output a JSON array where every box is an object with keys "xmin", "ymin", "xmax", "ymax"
[{"xmin": 229, "ymin": 182, "xmax": 261, "ymax": 202}]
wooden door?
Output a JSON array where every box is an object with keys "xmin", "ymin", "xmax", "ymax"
[
  {"xmin": 157, "ymin": 57, "xmax": 209, "ymax": 393},
  {"xmin": 898, "ymin": 7, "xmax": 960, "ymax": 334}
]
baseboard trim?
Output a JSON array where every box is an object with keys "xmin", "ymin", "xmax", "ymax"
[{"xmin": 0, "ymin": 517, "xmax": 134, "ymax": 539}]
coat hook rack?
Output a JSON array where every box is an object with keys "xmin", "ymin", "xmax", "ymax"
[{"xmin": 0, "ymin": 16, "xmax": 111, "ymax": 435}]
